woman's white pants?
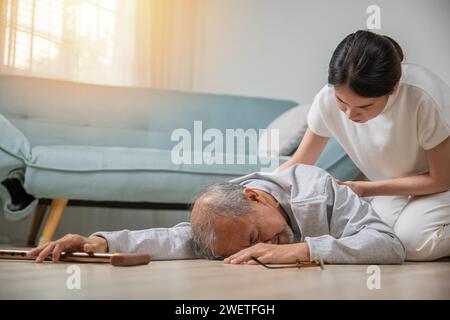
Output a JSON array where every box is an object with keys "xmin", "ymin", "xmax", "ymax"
[{"xmin": 370, "ymin": 189, "xmax": 450, "ymax": 261}]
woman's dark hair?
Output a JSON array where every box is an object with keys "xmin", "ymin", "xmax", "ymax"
[{"xmin": 328, "ymin": 30, "xmax": 404, "ymax": 97}]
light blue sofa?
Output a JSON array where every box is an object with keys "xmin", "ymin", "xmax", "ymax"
[{"xmin": 0, "ymin": 75, "xmax": 360, "ymax": 245}]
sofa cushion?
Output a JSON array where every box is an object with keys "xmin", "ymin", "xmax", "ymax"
[
  {"xmin": 24, "ymin": 141, "xmax": 360, "ymax": 204},
  {"xmin": 0, "ymin": 115, "xmax": 37, "ymax": 220},
  {"xmin": 8, "ymin": 114, "xmax": 172, "ymax": 149},
  {"xmin": 25, "ymin": 145, "xmax": 283, "ymax": 203},
  {"xmin": 258, "ymin": 104, "xmax": 311, "ymax": 156},
  {"xmin": 0, "ymin": 113, "xmax": 30, "ymax": 185},
  {"xmin": 0, "ymin": 114, "xmax": 30, "ymax": 172}
]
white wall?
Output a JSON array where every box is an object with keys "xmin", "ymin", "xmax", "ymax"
[{"xmin": 194, "ymin": 0, "xmax": 450, "ymax": 104}]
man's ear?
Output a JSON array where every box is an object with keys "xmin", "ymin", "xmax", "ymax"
[{"xmin": 242, "ymin": 188, "xmax": 260, "ymax": 202}]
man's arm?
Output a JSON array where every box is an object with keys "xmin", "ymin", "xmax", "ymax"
[
  {"xmin": 28, "ymin": 223, "xmax": 198, "ymax": 262},
  {"xmin": 91, "ymin": 222, "xmax": 197, "ymax": 260},
  {"xmin": 305, "ymin": 177, "xmax": 406, "ymax": 264}
]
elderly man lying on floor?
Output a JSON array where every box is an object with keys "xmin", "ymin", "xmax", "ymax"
[{"xmin": 28, "ymin": 165, "xmax": 406, "ymax": 264}]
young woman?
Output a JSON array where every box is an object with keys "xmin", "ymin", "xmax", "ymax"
[{"xmin": 276, "ymin": 30, "xmax": 450, "ymax": 261}]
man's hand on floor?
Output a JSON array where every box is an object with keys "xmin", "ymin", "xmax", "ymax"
[
  {"xmin": 223, "ymin": 242, "xmax": 310, "ymax": 265},
  {"xmin": 27, "ymin": 234, "xmax": 108, "ymax": 263}
]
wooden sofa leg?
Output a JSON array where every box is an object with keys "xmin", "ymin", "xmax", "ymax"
[
  {"xmin": 27, "ymin": 204, "xmax": 48, "ymax": 247},
  {"xmin": 38, "ymin": 199, "xmax": 68, "ymax": 246}
]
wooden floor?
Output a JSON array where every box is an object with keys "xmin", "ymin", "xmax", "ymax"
[{"xmin": 1, "ymin": 258, "xmax": 449, "ymax": 299}]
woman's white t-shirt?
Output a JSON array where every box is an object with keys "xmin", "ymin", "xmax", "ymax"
[{"xmin": 307, "ymin": 63, "xmax": 450, "ymax": 181}]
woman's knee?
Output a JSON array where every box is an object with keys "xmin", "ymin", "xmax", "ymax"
[
  {"xmin": 394, "ymin": 192, "xmax": 450, "ymax": 261},
  {"xmin": 395, "ymin": 222, "xmax": 450, "ymax": 261}
]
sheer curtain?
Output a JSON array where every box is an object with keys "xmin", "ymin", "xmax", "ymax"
[
  {"xmin": 135, "ymin": 0, "xmax": 198, "ymax": 90},
  {"xmin": 0, "ymin": 0, "xmax": 198, "ymax": 90}
]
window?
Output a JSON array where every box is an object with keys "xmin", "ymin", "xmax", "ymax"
[
  {"xmin": 1, "ymin": 0, "xmax": 119, "ymax": 80},
  {"xmin": 0, "ymin": 0, "xmax": 197, "ymax": 89}
]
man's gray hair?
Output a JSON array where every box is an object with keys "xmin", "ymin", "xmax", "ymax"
[{"xmin": 190, "ymin": 182, "xmax": 253, "ymax": 260}]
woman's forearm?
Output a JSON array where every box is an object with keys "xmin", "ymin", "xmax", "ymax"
[
  {"xmin": 276, "ymin": 158, "xmax": 300, "ymax": 173},
  {"xmin": 364, "ymin": 173, "xmax": 450, "ymax": 197},
  {"xmin": 276, "ymin": 151, "xmax": 315, "ymax": 173},
  {"xmin": 275, "ymin": 129, "xmax": 329, "ymax": 172}
]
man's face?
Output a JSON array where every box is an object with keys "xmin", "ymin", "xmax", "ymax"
[
  {"xmin": 334, "ymin": 85, "xmax": 389, "ymax": 123},
  {"xmin": 212, "ymin": 190, "xmax": 294, "ymax": 258}
]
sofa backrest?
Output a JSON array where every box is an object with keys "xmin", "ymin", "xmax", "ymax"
[{"xmin": 0, "ymin": 75, "xmax": 297, "ymax": 133}]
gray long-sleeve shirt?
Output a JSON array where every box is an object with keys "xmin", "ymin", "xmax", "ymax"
[{"xmin": 92, "ymin": 165, "xmax": 406, "ymax": 264}]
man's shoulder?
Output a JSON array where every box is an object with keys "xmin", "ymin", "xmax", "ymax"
[
  {"xmin": 269, "ymin": 165, "xmax": 333, "ymax": 207},
  {"xmin": 230, "ymin": 165, "xmax": 332, "ymax": 191},
  {"xmin": 290, "ymin": 164, "xmax": 331, "ymax": 178},
  {"xmin": 282, "ymin": 164, "xmax": 332, "ymax": 194}
]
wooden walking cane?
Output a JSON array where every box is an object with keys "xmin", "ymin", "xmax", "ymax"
[{"xmin": 0, "ymin": 249, "xmax": 151, "ymax": 267}]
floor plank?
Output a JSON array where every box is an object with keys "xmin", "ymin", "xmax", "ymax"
[{"xmin": 1, "ymin": 258, "xmax": 449, "ymax": 299}]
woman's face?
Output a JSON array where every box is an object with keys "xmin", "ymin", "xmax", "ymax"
[{"xmin": 334, "ymin": 85, "xmax": 390, "ymax": 123}]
